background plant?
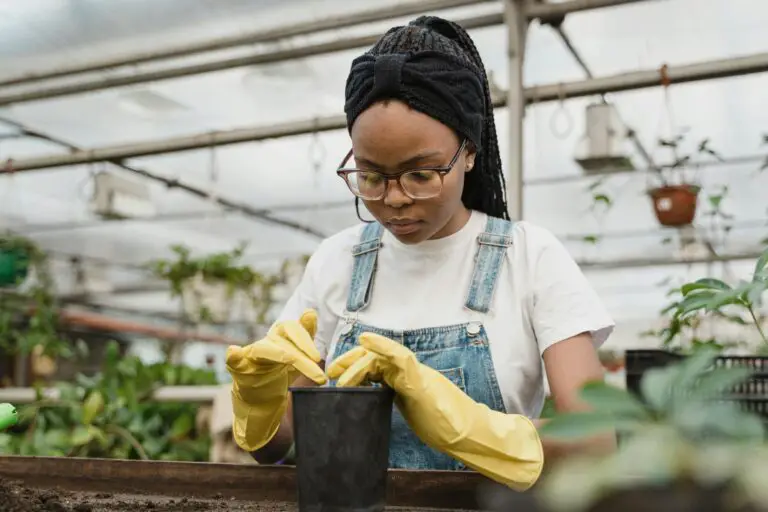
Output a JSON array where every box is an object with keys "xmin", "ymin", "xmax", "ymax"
[
  {"xmin": 537, "ymin": 348, "xmax": 768, "ymax": 512},
  {"xmin": 0, "ymin": 232, "xmax": 71, "ymax": 359},
  {"xmin": 651, "ymin": 130, "xmax": 723, "ymax": 188},
  {"xmin": 147, "ymin": 243, "xmax": 305, "ymax": 330},
  {"xmin": 0, "ymin": 340, "xmax": 217, "ymax": 461},
  {"xmin": 641, "ymin": 246, "xmax": 768, "ymax": 353}
]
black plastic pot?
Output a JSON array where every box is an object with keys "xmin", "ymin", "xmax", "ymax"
[{"xmin": 290, "ymin": 386, "xmax": 395, "ymax": 512}]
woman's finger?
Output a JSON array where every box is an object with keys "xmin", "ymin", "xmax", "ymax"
[
  {"xmin": 337, "ymin": 351, "xmax": 380, "ymax": 387},
  {"xmin": 276, "ymin": 320, "xmax": 323, "ymax": 362},
  {"xmin": 326, "ymin": 346, "xmax": 368, "ymax": 379}
]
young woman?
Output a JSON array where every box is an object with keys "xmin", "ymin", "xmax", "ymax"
[{"xmin": 226, "ymin": 16, "xmax": 614, "ymax": 491}]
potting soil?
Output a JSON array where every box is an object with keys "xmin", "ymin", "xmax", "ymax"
[{"xmin": 0, "ymin": 478, "xmax": 466, "ymax": 512}]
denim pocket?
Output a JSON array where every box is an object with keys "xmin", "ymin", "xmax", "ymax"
[{"xmin": 437, "ymin": 367, "xmax": 467, "ymax": 394}]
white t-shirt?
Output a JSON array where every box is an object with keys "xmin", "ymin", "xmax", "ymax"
[{"xmin": 277, "ymin": 210, "xmax": 615, "ymax": 418}]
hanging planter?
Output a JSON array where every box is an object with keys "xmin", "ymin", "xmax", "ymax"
[
  {"xmin": 647, "ymin": 131, "xmax": 722, "ymax": 229},
  {"xmin": 648, "ymin": 183, "xmax": 701, "ymax": 227}
]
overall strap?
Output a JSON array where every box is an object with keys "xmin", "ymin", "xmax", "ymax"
[
  {"xmin": 346, "ymin": 222, "xmax": 385, "ymax": 312},
  {"xmin": 464, "ymin": 216, "xmax": 516, "ymax": 314}
]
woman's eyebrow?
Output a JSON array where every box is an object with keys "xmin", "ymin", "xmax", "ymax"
[{"xmin": 355, "ymin": 150, "xmax": 444, "ymax": 168}]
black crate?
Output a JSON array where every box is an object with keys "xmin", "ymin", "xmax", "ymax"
[{"xmin": 625, "ymin": 349, "xmax": 768, "ymax": 420}]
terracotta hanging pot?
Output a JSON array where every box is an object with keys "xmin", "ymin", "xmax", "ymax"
[{"xmin": 648, "ymin": 184, "xmax": 700, "ymax": 227}]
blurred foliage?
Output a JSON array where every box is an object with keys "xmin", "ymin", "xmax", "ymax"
[
  {"xmin": 0, "ymin": 340, "xmax": 217, "ymax": 461},
  {"xmin": 0, "ymin": 233, "xmax": 71, "ymax": 358},
  {"xmin": 538, "ymin": 347, "xmax": 768, "ymax": 512},
  {"xmin": 536, "ymin": 247, "xmax": 768, "ymax": 512}
]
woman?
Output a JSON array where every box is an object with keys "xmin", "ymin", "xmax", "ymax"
[{"xmin": 226, "ymin": 16, "xmax": 614, "ymax": 491}]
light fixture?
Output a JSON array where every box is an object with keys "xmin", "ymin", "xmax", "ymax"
[
  {"xmin": 90, "ymin": 171, "xmax": 155, "ymax": 219},
  {"xmin": 574, "ymin": 102, "xmax": 636, "ymax": 174}
]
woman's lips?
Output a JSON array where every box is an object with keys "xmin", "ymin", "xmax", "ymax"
[{"xmin": 386, "ymin": 220, "xmax": 422, "ymax": 235}]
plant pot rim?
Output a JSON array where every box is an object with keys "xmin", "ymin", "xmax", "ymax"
[
  {"xmin": 290, "ymin": 386, "xmax": 393, "ymax": 394},
  {"xmin": 648, "ymin": 184, "xmax": 701, "ymax": 195}
]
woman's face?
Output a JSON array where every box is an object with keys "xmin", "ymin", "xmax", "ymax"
[{"xmin": 349, "ymin": 100, "xmax": 475, "ymax": 244}]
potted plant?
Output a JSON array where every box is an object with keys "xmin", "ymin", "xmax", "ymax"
[
  {"xmin": 648, "ymin": 131, "xmax": 723, "ymax": 228},
  {"xmin": 147, "ymin": 244, "xmax": 309, "ymax": 328},
  {"xmin": 626, "ymin": 246, "xmax": 768, "ymax": 419},
  {"xmin": 148, "ymin": 243, "xmax": 263, "ymax": 324},
  {"xmin": 533, "ymin": 347, "xmax": 768, "ymax": 512}
]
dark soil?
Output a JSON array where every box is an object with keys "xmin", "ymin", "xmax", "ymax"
[
  {"xmin": 0, "ymin": 478, "xmax": 292, "ymax": 511},
  {"xmin": 0, "ymin": 478, "xmax": 462, "ymax": 512}
]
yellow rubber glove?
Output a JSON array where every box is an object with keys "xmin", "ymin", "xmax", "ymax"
[
  {"xmin": 327, "ymin": 332, "xmax": 544, "ymax": 491},
  {"xmin": 226, "ymin": 309, "xmax": 327, "ymax": 453}
]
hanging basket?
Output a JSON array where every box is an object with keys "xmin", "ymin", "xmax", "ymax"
[
  {"xmin": 648, "ymin": 184, "xmax": 700, "ymax": 227},
  {"xmin": 0, "ymin": 248, "xmax": 30, "ymax": 288}
]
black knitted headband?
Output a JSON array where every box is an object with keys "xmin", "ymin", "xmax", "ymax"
[{"xmin": 343, "ymin": 18, "xmax": 486, "ymax": 150}]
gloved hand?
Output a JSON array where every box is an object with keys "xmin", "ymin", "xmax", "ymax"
[
  {"xmin": 327, "ymin": 332, "xmax": 544, "ymax": 491},
  {"xmin": 226, "ymin": 309, "xmax": 327, "ymax": 453}
]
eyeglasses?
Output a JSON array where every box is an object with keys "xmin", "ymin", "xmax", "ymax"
[{"xmin": 336, "ymin": 139, "xmax": 468, "ymax": 201}]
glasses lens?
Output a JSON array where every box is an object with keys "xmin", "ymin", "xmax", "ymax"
[
  {"xmin": 346, "ymin": 171, "xmax": 386, "ymax": 199},
  {"xmin": 401, "ymin": 170, "xmax": 443, "ymax": 199}
]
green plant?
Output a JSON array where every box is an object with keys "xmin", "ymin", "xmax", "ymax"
[
  {"xmin": 0, "ymin": 341, "xmax": 217, "ymax": 461},
  {"xmin": 672, "ymin": 247, "xmax": 768, "ymax": 346},
  {"xmin": 0, "ymin": 233, "xmax": 71, "ymax": 358},
  {"xmin": 147, "ymin": 243, "xmax": 302, "ymax": 326},
  {"xmin": 652, "ymin": 131, "xmax": 723, "ymax": 188},
  {"xmin": 537, "ymin": 348, "xmax": 768, "ymax": 512},
  {"xmin": 641, "ymin": 247, "xmax": 768, "ymax": 352}
]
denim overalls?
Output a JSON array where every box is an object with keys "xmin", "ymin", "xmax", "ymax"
[{"xmin": 328, "ymin": 215, "xmax": 515, "ymax": 470}]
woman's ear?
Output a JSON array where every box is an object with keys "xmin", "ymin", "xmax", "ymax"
[{"xmin": 465, "ymin": 144, "xmax": 477, "ymax": 172}]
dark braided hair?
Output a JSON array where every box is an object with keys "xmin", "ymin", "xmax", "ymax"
[{"xmin": 346, "ymin": 16, "xmax": 509, "ymax": 220}]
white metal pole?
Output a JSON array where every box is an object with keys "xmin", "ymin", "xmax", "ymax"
[
  {"xmin": 5, "ymin": 52, "xmax": 767, "ymax": 173},
  {"xmin": 0, "ymin": 0, "xmax": 493, "ymax": 88},
  {"xmin": 504, "ymin": 0, "xmax": 528, "ymax": 221},
  {"xmin": 0, "ymin": 0, "xmax": 656, "ymax": 106}
]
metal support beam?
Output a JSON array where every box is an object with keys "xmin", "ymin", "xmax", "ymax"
[
  {"xmin": 0, "ymin": 0, "xmax": 492, "ymax": 88},
  {"xmin": 0, "ymin": 0, "xmax": 655, "ymax": 106},
  {"xmin": 505, "ymin": 0, "xmax": 528, "ymax": 220},
  {"xmin": 0, "ymin": 116, "xmax": 325, "ymax": 238},
  {"xmin": 0, "ymin": 385, "xmax": 223, "ymax": 404},
  {"xmin": 5, "ymin": 51, "xmax": 766, "ymax": 173},
  {"xmin": 579, "ymin": 250, "xmax": 765, "ymax": 271}
]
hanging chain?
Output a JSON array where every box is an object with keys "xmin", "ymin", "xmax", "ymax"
[
  {"xmin": 208, "ymin": 134, "xmax": 219, "ymax": 209},
  {"xmin": 308, "ymin": 129, "xmax": 327, "ymax": 191},
  {"xmin": 549, "ymin": 83, "xmax": 574, "ymax": 140}
]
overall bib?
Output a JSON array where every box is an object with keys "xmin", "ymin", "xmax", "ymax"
[{"xmin": 328, "ymin": 216, "xmax": 515, "ymax": 470}]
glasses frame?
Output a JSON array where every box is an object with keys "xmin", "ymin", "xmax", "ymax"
[{"xmin": 336, "ymin": 139, "xmax": 468, "ymax": 201}]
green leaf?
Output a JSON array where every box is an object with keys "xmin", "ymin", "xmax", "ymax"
[
  {"xmin": 674, "ymin": 348, "xmax": 720, "ymax": 391},
  {"xmin": 704, "ymin": 289, "xmax": 747, "ymax": 311},
  {"xmin": 755, "ymin": 249, "xmax": 768, "ymax": 282},
  {"xmin": 681, "ymin": 278, "xmax": 732, "ymax": 295},
  {"xmin": 170, "ymin": 414, "xmax": 194, "ymax": 441},
  {"xmin": 82, "ymin": 391, "xmax": 105, "ymax": 425},
  {"xmin": 676, "ymin": 291, "xmax": 717, "ymax": 317},
  {"xmin": 71, "ymin": 425, "xmax": 94, "ymax": 446},
  {"xmin": 640, "ymin": 365, "xmax": 679, "ymax": 412},
  {"xmin": 578, "ymin": 382, "xmax": 651, "ymax": 420},
  {"xmin": 693, "ymin": 367, "xmax": 749, "ymax": 399},
  {"xmin": 538, "ymin": 411, "xmax": 632, "ymax": 440}
]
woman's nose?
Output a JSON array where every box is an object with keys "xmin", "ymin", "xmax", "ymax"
[{"xmin": 383, "ymin": 179, "xmax": 413, "ymax": 207}]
